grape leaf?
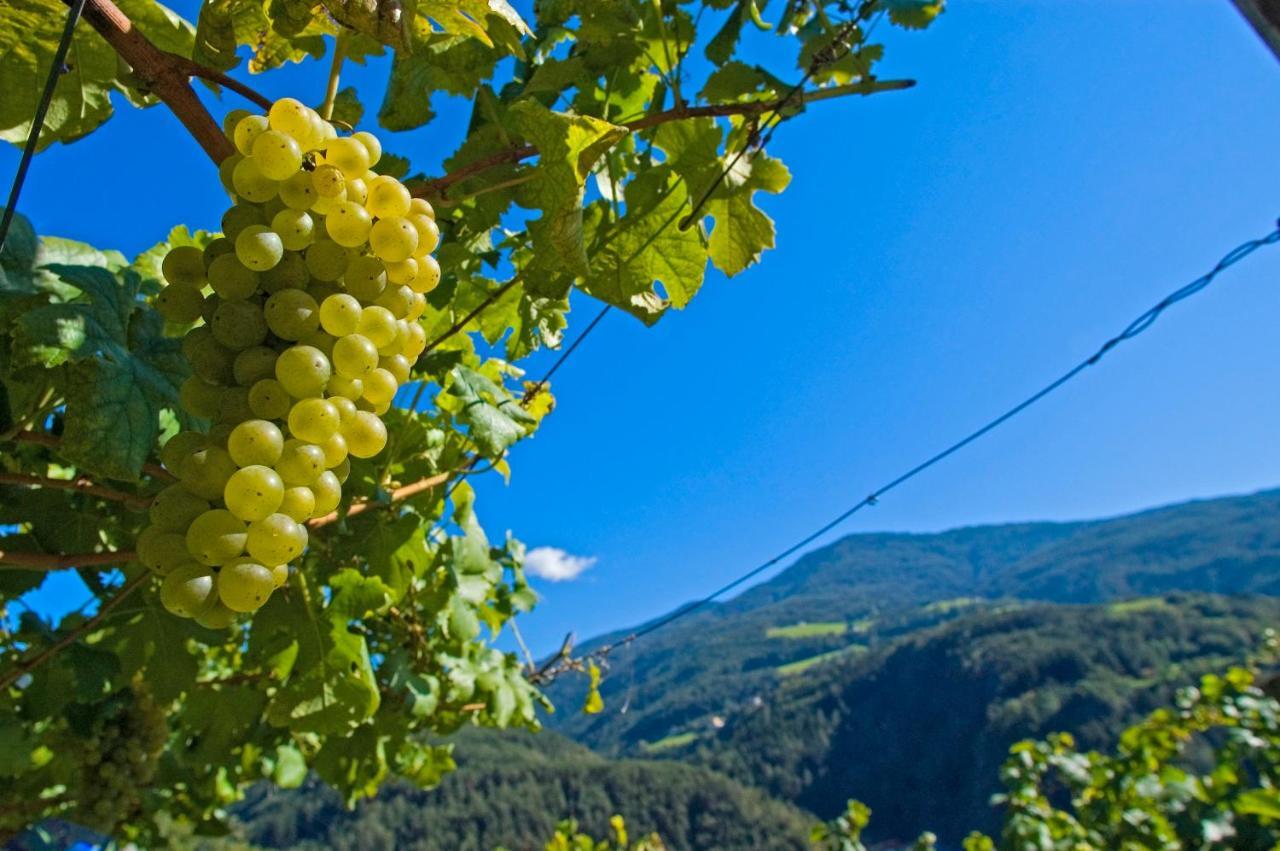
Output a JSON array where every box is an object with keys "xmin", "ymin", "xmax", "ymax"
[
  {"xmin": 10, "ymin": 265, "xmax": 186, "ymax": 481},
  {"xmin": 446, "ymin": 365, "xmax": 535, "ymax": 457},
  {"xmin": 706, "ymin": 152, "xmax": 791, "ymax": 276},
  {"xmin": 0, "ymin": 0, "xmax": 194, "ymax": 149}
]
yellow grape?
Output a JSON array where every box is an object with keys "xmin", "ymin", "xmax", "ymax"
[
  {"xmin": 366, "ymin": 176, "xmax": 410, "ymax": 218},
  {"xmin": 369, "ymin": 217, "xmax": 418, "ymax": 262},
  {"xmin": 325, "ymin": 137, "xmax": 370, "ymax": 179},
  {"xmin": 233, "ymin": 115, "xmax": 269, "ymax": 156},
  {"xmin": 326, "ymin": 202, "xmax": 372, "ymax": 247},
  {"xmin": 252, "ymin": 130, "xmax": 304, "ymax": 180},
  {"xmin": 353, "ymin": 131, "xmax": 382, "ymax": 166}
]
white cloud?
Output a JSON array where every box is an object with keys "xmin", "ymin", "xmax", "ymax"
[{"xmin": 524, "ymin": 547, "xmax": 598, "ymax": 582}]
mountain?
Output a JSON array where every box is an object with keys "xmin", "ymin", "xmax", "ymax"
[
  {"xmin": 694, "ymin": 592, "xmax": 1280, "ymax": 844},
  {"xmin": 224, "ymin": 729, "xmax": 812, "ymax": 851},
  {"xmin": 223, "ymin": 488, "xmax": 1280, "ymax": 849},
  {"xmin": 544, "ymin": 489, "xmax": 1280, "ymax": 753}
]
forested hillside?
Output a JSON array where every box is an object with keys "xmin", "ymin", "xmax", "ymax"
[
  {"xmin": 545, "ymin": 489, "xmax": 1280, "ymax": 752},
  {"xmin": 225, "ymin": 729, "xmax": 812, "ymax": 851},
  {"xmin": 215, "ymin": 490, "xmax": 1280, "ymax": 850}
]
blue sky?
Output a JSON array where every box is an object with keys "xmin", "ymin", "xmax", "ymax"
[{"xmin": 6, "ymin": 1, "xmax": 1280, "ymax": 655}]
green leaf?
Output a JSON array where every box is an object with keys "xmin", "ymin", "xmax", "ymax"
[
  {"xmin": 192, "ymin": 0, "xmax": 329, "ymax": 73},
  {"xmin": 506, "ymin": 100, "xmax": 627, "ymax": 282},
  {"xmin": 0, "ymin": 0, "xmax": 194, "ymax": 149},
  {"xmin": 379, "ymin": 27, "xmax": 502, "ymax": 132},
  {"xmin": 341, "ymin": 516, "xmax": 426, "ymax": 600},
  {"xmin": 328, "ymin": 86, "xmax": 364, "ymax": 128},
  {"xmin": 581, "ymin": 170, "xmax": 709, "ymax": 324},
  {"xmin": 583, "ymin": 660, "xmax": 604, "ymax": 714},
  {"xmin": 706, "ymin": 152, "xmax": 791, "ymax": 276},
  {"xmin": 1236, "ymin": 789, "xmax": 1280, "ymax": 820},
  {"xmin": 446, "ymin": 365, "xmax": 535, "ymax": 457},
  {"xmin": 272, "ymin": 744, "xmax": 308, "ymax": 788},
  {"xmin": 10, "ymin": 265, "xmax": 186, "ymax": 480}
]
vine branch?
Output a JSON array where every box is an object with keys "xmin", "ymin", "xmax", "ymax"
[
  {"xmin": 11, "ymin": 431, "xmax": 174, "ymax": 481},
  {"xmin": 413, "ymin": 78, "xmax": 915, "ymax": 198},
  {"xmin": 0, "ymin": 573, "xmax": 147, "ymax": 692},
  {"xmin": 66, "ymin": 0, "xmax": 266, "ymax": 162},
  {"xmin": 0, "ymin": 472, "xmax": 150, "ymax": 508}
]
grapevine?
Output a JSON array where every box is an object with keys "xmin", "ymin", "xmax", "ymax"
[{"xmin": 141, "ymin": 98, "xmax": 437, "ymax": 626}]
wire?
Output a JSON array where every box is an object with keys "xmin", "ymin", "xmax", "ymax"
[
  {"xmin": 571, "ymin": 217, "xmax": 1280, "ymax": 659},
  {"xmin": 523, "ymin": 304, "xmax": 612, "ymax": 401},
  {"xmin": 0, "ymin": 0, "xmax": 87, "ymax": 252}
]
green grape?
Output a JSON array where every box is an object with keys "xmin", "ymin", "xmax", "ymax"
[
  {"xmin": 278, "ymin": 485, "xmax": 315, "ymax": 522},
  {"xmin": 149, "ymin": 484, "xmax": 210, "ymax": 532},
  {"xmin": 326, "ymin": 374, "xmax": 363, "ymax": 400},
  {"xmin": 233, "ymin": 114, "xmax": 269, "ymax": 155},
  {"xmin": 369, "ymin": 217, "xmax": 418, "ymax": 262},
  {"xmin": 333, "ymin": 333, "xmax": 379, "ymax": 378},
  {"xmin": 155, "ymin": 284, "xmax": 205, "ymax": 324},
  {"xmin": 385, "ymin": 257, "xmax": 417, "ymax": 287},
  {"xmin": 212, "ymin": 299, "xmax": 269, "ymax": 350},
  {"xmin": 326, "ymin": 201, "xmax": 372, "ymax": 247},
  {"xmin": 207, "ymin": 422, "xmax": 234, "ymax": 448},
  {"xmin": 319, "ymin": 293, "xmax": 362, "ymax": 336},
  {"xmin": 232, "ymin": 156, "xmax": 279, "ymax": 203},
  {"xmin": 343, "ymin": 410, "xmax": 388, "ymax": 458},
  {"xmin": 402, "ymin": 322, "xmax": 428, "ymax": 358},
  {"xmin": 218, "ymin": 154, "xmax": 242, "ymax": 196},
  {"xmin": 311, "ymin": 469, "xmax": 342, "ymax": 516},
  {"xmin": 325, "ymin": 137, "xmax": 370, "ymax": 178},
  {"xmin": 365, "ymin": 176, "xmax": 410, "ymax": 218},
  {"xmin": 262, "ymin": 196, "xmax": 287, "ymax": 220},
  {"xmin": 274, "ymin": 438, "xmax": 326, "ymax": 485},
  {"xmin": 217, "ymin": 386, "xmax": 255, "ymax": 424},
  {"xmin": 342, "ymin": 255, "xmax": 386, "ymax": 301},
  {"xmin": 246, "ymin": 513, "xmax": 308, "ymax": 565},
  {"xmin": 307, "ymin": 279, "xmax": 341, "ymax": 302},
  {"xmin": 224, "ymin": 465, "xmax": 285, "ymax": 522},
  {"xmin": 261, "ymin": 251, "xmax": 309, "ymax": 293},
  {"xmin": 299, "ymin": 329, "xmax": 337, "ymax": 358},
  {"xmin": 275, "ymin": 344, "xmax": 331, "ymax": 398},
  {"xmin": 252, "ymin": 129, "xmax": 303, "ymax": 180},
  {"xmin": 345, "ymin": 177, "xmax": 368, "ymax": 206},
  {"xmin": 271, "ymin": 208, "xmax": 315, "ymax": 251},
  {"xmin": 201, "ymin": 292, "xmax": 221, "ymax": 324},
  {"xmin": 375, "ymin": 284, "xmax": 414, "ymax": 319},
  {"xmin": 202, "ymin": 236, "xmax": 236, "ymax": 270},
  {"xmin": 268, "ymin": 97, "xmax": 311, "ymax": 140},
  {"xmin": 218, "ymin": 557, "xmax": 276, "ymax": 612},
  {"xmin": 406, "ymin": 291, "xmax": 427, "ymax": 322},
  {"xmin": 378, "ymin": 321, "xmax": 409, "ymax": 357},
  {"xmin": 357, "ymin": 306, "xmax": 398, "ymax": 348},
  {"xmin": 179, "ymin": 376, "xmax": 225, "ymax": 420},
  {"xmin": 312, "ymin": 192, "xmax": 345, "ymax": 217},
  {"xmin": 407, "ymin": 213, "xmax": 440, "ymax": 256},
  {"xmin": 235, "ymin": 225, "xmax": 284, "ymax": 271},
  {"xmin": 161, "ymin": 246, "xmax": 206, "ymax": 286},
  {"xmin": 186, "ymin": 508, "xmax": 248, "ymax": 566},
  {"xmin": 361, "ymin": 368, "xmax": 398, "ymax": 405},
  {"xmin": 305, "ymin": 239, "xmax": 349, "ymax": 281},
  {"xmin": 318, "ymin": 432, "xmax": 348, "ymax": 468},
  {"xmin": 232, "ymin": 346, "xmax": 278, "ymax": 385},
  {"xmin": 221, "ymin": 203, "xmax": 264, "ymax": 240},
  {"xmin": 380, "ymin": 353, "xmax": 411, "ymax": 384},
  {"xmin": 161, "ymin": 431, "xmax": 206, "ymax": 473},
  {"xmin": 329, "ymin": 393, "xmax": 357, "ymax": 425},
  {"xmin": 409, "ymin": 197, "xmax": 435, "ymax": 219},
  {"xmin": 270, "ymin": 562, "xmax": 290, "ymax": 587},
  {"xmin": 137, "ymin": 526, "xmax": 191, "ymax": 574},
  {"xmin": 160, "ymin": 563, "xmax": 216, "ymax": 617},
  {"xmin": 263, "ymin": 289, "xmax": 320, "ymax": 340},
  {"xmin": 288, "ymin": 397, "xmax": 340, "ymax": 443},
  {"xmin": 228, "ymin": 419, "xmax": 284, "ymax": 466},
  {"xmin": 223, "ymin": 107, "xmax": 252, "ymax": 137},
  {"xmin": 353, "ymin": 130, "xmax": 382, "ymax": 167},
  {"xmin": 332, "ymin": 456, "xmax": 351, "ymax": 484},
  {"xmin": 184, "ymin": 329, "xmax": 235, "ymax": 384},
  {"xmin": 179, "ymin": 445, "xmax": 238, "ymax": 500},
  {"xmin": 249, "ymin": 378, "xmax": 291, "ymax": 420},
  {"xmin": 365, "ymin": 397, "xmax": 392, "ymax": 416},
  {"xmin": 207, "ymin": 252, "xmax": 259, "ymax": 300},
  {"xmin": 279, "ymin": 171, "xmax": 318, "ymax": 211},
  {"xmin": 411, "ymin": 254, "xmax": 441, "ymax": 295},
  {"xmin": 194, "ymin": 598, "xmax": 238, "ymax": 629},
  {"xmin": 312, "ymin": 164, "xmax": 346, "ymax": 198}
]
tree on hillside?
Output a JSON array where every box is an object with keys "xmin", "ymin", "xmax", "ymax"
[{"xmin": 0, "ymin": 0, "xmax": 942, "ymax": 842}]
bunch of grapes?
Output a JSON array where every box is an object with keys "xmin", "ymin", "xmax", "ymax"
[
  {"xmin": 75, "ymin": 685, "xmax": 168, "ymax": 832},
  {"xmin": 138, "ymin": 97, "xmax": 439, "ymax": 627}
]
